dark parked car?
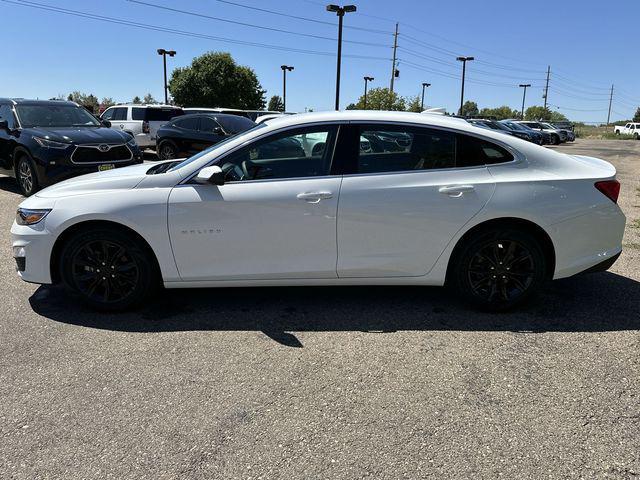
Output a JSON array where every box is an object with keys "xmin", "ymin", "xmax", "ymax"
[
  {"xmin": 156, "ymin": 113, "xmax": 257, "ymax": 159},
  {"xmin": 0, "ymin": 98, "xmax": 142, "ymax": 196},
  {"xmin": 500, "ymin": 120, "xmax": 545, "ymax": 145},
  {"xmin": 466, "ymin": 118, "xmax": 537, "ymax": 142}
]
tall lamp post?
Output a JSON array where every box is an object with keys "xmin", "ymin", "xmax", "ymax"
[
  {"xmin": 326, "ymin": 4, "xmax": 357, "ymax": 110},
  {"xmin": 420, "ymin": 82, "xmax": 431, "ymax": 110},
  {"xmin": 363, "ymin": 76, "xmax": 374, "ymax": 108},
  {"xmin": 519, "ymin": 83, "xmax": 531, "ymax": 119},
  {"xmin": 157, "ymin": 48, "xmax": 176, "ymax": 104},
  {"xmin": 456, "ymin": 56, "xmax": 474, "ymax": 115},
  {"xmin": 281, "ymin": 65, "xmax": 294, "ymax": 112}
]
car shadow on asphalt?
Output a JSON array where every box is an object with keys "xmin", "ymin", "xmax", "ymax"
[
  {"xmin": 28, "ymin": 271, "xmax": 640, "ymax": 347},
  {"xmin": 0, "ymin": 176, "xmax": 22, "ymax": 195}
]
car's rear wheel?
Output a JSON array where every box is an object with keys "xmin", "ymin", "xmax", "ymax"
[
  {"xmin": 60, "ymin": 228, "xmax": 157, "ymax": 311},
  {"xmin": 551, "ymin": 134, "xmax": 560, "ymax": 145},
  {"xmin": 16, "ymin": 154, "xmax": 39, "ymax": 196},
  {"xmin": 158, "ymin": 141, "xmax": 177, "ymax": 160},
  {"xmin": 452, "ymin": 228, "xmax": 547, "ymax": 311}
]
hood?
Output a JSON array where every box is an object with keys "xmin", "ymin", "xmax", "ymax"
[
  {"xmin": 24, "ymin": 127, "xmax": 130, "ymax": 144},
  {"xmin": 35, "ymin": 162, "xmax": 152, "ymax": 198}
]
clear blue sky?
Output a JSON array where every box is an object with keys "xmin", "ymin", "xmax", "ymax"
[{"xmin": 1, "ymin": 0, "xmax": 637, "ymax": 123}]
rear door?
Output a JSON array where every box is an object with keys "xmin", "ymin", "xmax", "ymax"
[{"xmin": 334, "ymin": 123, "xmax": 501, "ymax": 278}]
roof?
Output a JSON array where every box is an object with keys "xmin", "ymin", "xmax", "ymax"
[
  {"xmin": 0, "ymin": 98, "xmax": 77, "ymax": 106},
  {"xmin": 177, "ymin": 112, "xmax": 255, "ymax": 121},
  {"xmin": 108, "ymin": 104, "xmax": 179, "ymax": 108},
  {"xmin": 261, "ymin": 110, "xmax": 471, "ymax": 130}
]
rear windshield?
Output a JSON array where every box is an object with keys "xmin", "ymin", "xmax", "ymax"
[
  {"xmin": 132, "ymin": 108, "xmax": 183, "ymax": 121},
  {"xmin": 217, "ymin": 115, "xmax": 256, "ymax": 134}
]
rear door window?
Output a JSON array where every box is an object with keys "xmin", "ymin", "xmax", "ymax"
[
  {"xmin": 145, "ymin": 108, "xmax": 183, "ymax": 122},
  {"xmin": 111, "ymin": 107, "xmax": 128, "ymax": 121},
  {"xmin": 131, "ymin": 108, "xmax": 145, "ymax": 120},
  {"xmin": 173, "ymin": 117, "xmax": 199, "ymax": 131}
]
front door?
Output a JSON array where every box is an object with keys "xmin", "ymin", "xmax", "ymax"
[
  {"xmin": 335, "ymin": 124, "xmax": 500, "ymax": 278},
  {"xmin": 168, "ymin": 125, "xmax": 341, "ymax": 281}
]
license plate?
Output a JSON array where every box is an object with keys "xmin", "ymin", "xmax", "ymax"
[{"xmin": 98, "ymin": 164, "xmax": 115, "ymax": 171}]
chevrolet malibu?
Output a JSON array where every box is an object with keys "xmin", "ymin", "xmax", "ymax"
[{"xmin": 11, "ymin": 111, "xmax": 625, "ymax": 311}]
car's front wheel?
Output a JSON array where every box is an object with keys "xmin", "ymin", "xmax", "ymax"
[
  {"xmin": 452, "ymin": 228, "xmax": 547, "ymax": 311},
  {"xmin": 158, "ymin": 141, "xmax": 178, "ymax": 160},
  {"xmin": 16, "ymin": 154, "xmax": 39, "ymax": 196},
  {"xmin": 60, "ymin": 228, "xmax": 158, "ymax": 310}
]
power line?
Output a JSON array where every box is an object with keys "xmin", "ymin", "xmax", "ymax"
[
  {"xmin": 207, "ymin": 0, "xmax": 393, "ymax": 35},
  {"xmin": 127, "ymin": 0, "xmax": 391, "ymax": 48},
  {"xmin": 2, "ymin": 0, "xmax": 393, "ymax": 61}
]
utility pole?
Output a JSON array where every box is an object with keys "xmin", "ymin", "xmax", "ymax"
[
  {"xmin": 519, "ymin": 84, "xmax": 531, "ymax": 119},
  {"xmin": 157, "ymin": 49, "xmax": 176, "ymax": 104},
  {"xmin": 456, "ymin": 56, "xmax": 474, "ymax": 116},
  {"xmin": 363, "ymin": 76, "xmax": 374, "ymax": 109},
  {"xmin": 389, "ymin": 22, "xmax": 399, "ymax": 93},
  {"xmin": 281, "ymin": 65, "xmax": 294, "ymax": 112},
  {"xmin": 607, "ymin": 84, "xmax": 614, "ymax": 125},
  {"xmin": 543, "ymin": 65, "xmax": 550, "ymax": 110},
  {"xmin": 326, "ymin": 4, "xmax": 357, "ymax": 110},
  {"xmin": 420, "ymin": 82, "xmax": 431, "ymax": 110}
]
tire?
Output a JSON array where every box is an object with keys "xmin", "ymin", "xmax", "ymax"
[
  {"xmin": 158, "ymin": 141, "xmax": 178, "ymax": 160},
  {"xmin": 634, "ymin": 133, "xmax": 639, "ymax": 140},
  {"xmin": 451, "ymin": 228, "xmax": 547, "ymax": 311},
  {"xmin": 15, "ymin": 154, "xmax": 39, "ymax": 197},
  {"xmin": 552, "ymin": 134, "xmax": 560, "ymax": 145},
  {"xmin": 60, "ymin": 228, "xmax": 158, "ymax": 311}
]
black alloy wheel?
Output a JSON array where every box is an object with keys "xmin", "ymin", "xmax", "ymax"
[
  {"xmin": 453, "ymin": 229, "xmax": 546, "ymax": 311},
  {"xmin": 16, "ymin": 156, "xmax": 38, "ymax": 196},
  {"xmin": 158, "ymin": 142, "xmax": 177, "ymax": 160},
  {"xmin": 61, "ymin": 229, "xmax": 157, "ymax": 310}
]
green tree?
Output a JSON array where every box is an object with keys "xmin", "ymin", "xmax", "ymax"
[
  {"xmin": 143, "ymin": 93, "xmax": 157, "ymax": 104},
  {"xmin": 478, "ymin": 105, "xmax": 520, "ymax": 120},
  {"xmin": 66, "ymin": 91, "xmax": 99, "ymax": 113},
  {"xmin": 525, "ymin": 106, "xmax": 552, "ymax": 121},
  {"xmin": 348, "ymin": 87, "xmax": 405, "ymax": 111},
  {"xmin": 633, "ymin": 107, "xmax": 640, "ymax": 123},
  {"xmin": 100, "ymin": 97, "xmax": 115, "ymax": 108},
  {"xmin": 169, "ymin": 51, "xmax": 266, "ymax": 109},
  {"xmin": 132, "ymin": 96, "xmax": 142, "ymax": 104},
  {"xmin": 268, "ymin": 95, "xmax": 284, "ymax": 112},
  {"xmin": 459, "ymin": 101, "xmax": 479, "ymax": 117},
  {"xmin": 405, "ymin": 95, "xmax": 423, "ymax": 113}
]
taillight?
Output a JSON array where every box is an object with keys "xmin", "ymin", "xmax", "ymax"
[
  {"xmin": 595, "ymin": 180, "xmax": 620, "ymax": 203},
  {"xmin": 142, "ymin": 120, "xmax": 150, "ymax": 134}
]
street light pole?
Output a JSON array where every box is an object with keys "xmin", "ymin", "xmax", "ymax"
[
  {"xmin": 519, "ymin": 83, "xmax": 531, "ymax": 119},
  {"xmin": 157, "ymin": 49, "xmax": 176, "ymax": 104},
  {"xmin": 327, "ymin": 4, "xmax": 357, "ymax": 110},
  {"xmin": 363, "ymin": 76, "xmax": 374, "ymax": 108},
  {"xmin": 420, "ymin": 82, "xmax": 431, "ymax": 110},
  {"xmin": 456, "ymin": 56, "xmax": 474, "ymax": 115},
  {"xmin": 281, "ymin": 65, "xmax": 294, "ymax": 112}
]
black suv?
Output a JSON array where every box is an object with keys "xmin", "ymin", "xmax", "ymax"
[{"xmin": 0, "ymin": 99, "xmax": 143, "ymax": 196}]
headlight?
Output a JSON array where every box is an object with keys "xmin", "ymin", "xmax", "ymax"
[
  {"xmin": 33, "ymin": 137, "xmax": 70, "ymax": 149},
  {"xmin": 16, "ymin": 208, "xmax": 51, "ymax": 225},
  {"xmin": 126, "ymin": 137, "xmax": 138, "ymax": 148}
]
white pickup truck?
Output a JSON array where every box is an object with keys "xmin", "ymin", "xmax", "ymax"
[{"xmin": 614, "ymin": 122, "xmax": 640, "ymax": 138}]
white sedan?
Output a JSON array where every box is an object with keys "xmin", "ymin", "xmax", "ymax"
[{"xmin": 11, "ymin": 111, "xmax": 625, "ymax": 311}]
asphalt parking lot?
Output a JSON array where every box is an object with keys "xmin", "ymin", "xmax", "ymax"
[{"xmin": 1, "ymin": 139, "xmax": 639, "ymax": 479}]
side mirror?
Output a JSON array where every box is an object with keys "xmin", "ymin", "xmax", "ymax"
[
  {"xmin": 0, "ymin": 120, "xmax": 8, "ymax": 130},
  {"xmin": 102, "ymin": 119, "xmax": 112, "ymax": 128},
  {"xmin": 194, "ymin": 165, "xmax": 224, "ymax": 186}
]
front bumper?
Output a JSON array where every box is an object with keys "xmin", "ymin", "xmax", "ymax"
[
  {"xmin": 33, "ymin": 155, "xmax": 143, "ymax": 187},
  {"xmin": 11, "ymin": 220, "xmax": 56, "ymax": 284}
]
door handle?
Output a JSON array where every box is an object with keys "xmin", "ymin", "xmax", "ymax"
[
  {"xmin": 296, "ymin": 191, "xmax": 333, "ymax": 203},
  {"xmin": 438, "ymin": 185, "xmax": 475, "ymax": 197}
]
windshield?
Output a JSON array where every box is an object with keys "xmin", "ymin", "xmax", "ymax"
[
  {"xmin": 168, "ymin": 123, "xmax": 267, "ymax": 172},
  {"xmin": 541, "ymin": 123, "xmax": 556, "ymax": 130},
  {"xmin": 16, "ymin": 104, "xmax": 101, "ymax": 128}
]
